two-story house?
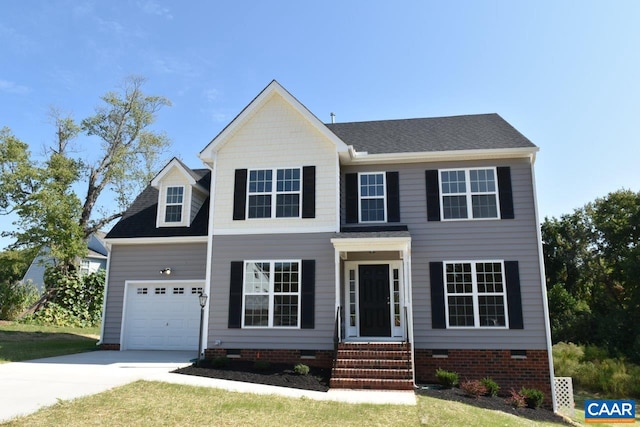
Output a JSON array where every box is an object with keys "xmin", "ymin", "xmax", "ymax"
[{"xmin": 100, "ymin": 81, "xmax": 554, "ymax": 405}]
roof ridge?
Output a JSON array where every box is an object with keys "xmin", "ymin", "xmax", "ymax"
[{"xmin": 325, "ymin": 113, "xmax": 499, "ymax": 126}]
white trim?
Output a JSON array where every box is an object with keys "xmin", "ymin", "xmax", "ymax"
[
  {"xmin": 331, "ymin": 236, "xmax": 411, "ymax": 253},
  {"xmin": 531, "ymin": 158, "xmax": 557, "ymax": 412},
  {"xmin": 157, "ymin": 184, "xmax": 190, "ymax": 227},
  {"xmin": 343, "ymin": 261, "xmax": 405, "ymax": 339},
  {"xmin": 246, "ymin": 167, "xmax": 302, "ymax": 220},
  {"xmin": 357, "ymin": 171, "xmax": 387, "ymax": 223},
  {"xmin": 120, "ymin": 279, "xmax": 206, "ymax": 350},
  {"xmin": 439, "ymin": 167, "xmax": 501, "ymax": 221},
  {"xmin": 199, "ymin": 81, "xmax": 349, "ymax": 162},
  {"xmin": 201, "ymin": 156, "xmax": 216, "ymax": 358},
  {"xmin": 105, "ymin": 236, "xmax": 208, "ymax": 245},
  {"xmin": 240, "ymin": 260, "xmax": 302, "ymax": 329},
  {"xmin": 213, "ymin": 226, "xmax": 336, "ymax": 236},
  {"xmin": 151, "ymin": 158, "xmax": 198, "ymax": 187},
  {"xmin": 443, "ymin": 260, "xmax": 510, "ymax": 329},
  {"xmin": 97, "ymin": 246, "xmax": 112, "ymax": 346},
  {"xmin": 342, "ymin": 146, "xmax": 538, "ymax": 165}
]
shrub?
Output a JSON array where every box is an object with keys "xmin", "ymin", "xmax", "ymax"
[
  {"xmin": 505, "ymin": 388, "xmax": 526, "ymax": 408},
  {"xmin": 294, "ymin": 363, "xmax": 310, "ymax": 375},
  {"xmin": 211, "ymin": 357, "xmax": 230, "ymax": 368},
  {"xmin": 520, "ymin": 387, "xmax": 544, "ymax": 409},
  {"xmin": 460, "ymin": 380, "xmax": 487, "ymax": 398},
  {"xmin": 0, "ymin": 280, "xmax": 39, "ymax": 320},
  {"xmin": 480, "ymin": 377, "xmax": 500, "ymax": 397},
  {"xmin": 435, "ymin": 368, "xmax": 459, "ymax": 388},
  {"xmin": 552, "ymin": 342, "xmax": 584, "ymax": 377},
  {"xmin": 253, "ymin": 360, "xmax": 270, "ymax": 371}
]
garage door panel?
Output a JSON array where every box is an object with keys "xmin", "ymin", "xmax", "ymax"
[{"xmin": 123, "ymin": 283, "xmax": 203, "ymax": 350}]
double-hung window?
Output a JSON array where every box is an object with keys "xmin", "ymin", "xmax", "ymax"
[
  {"xmin": 440, "ymin": 168, "xmax": 499, "ymax": 220},
  {"xmin": 243, "ymin": 261, "xmax": 300, "ymax": 328},
  {"xmin": 444, "ymin": 261, "xmax": 507, "ymax": 328},
  {"xmin": 247, "ymin": 168, "xmax": 301, "ymax": 218},
  {"xmin": 359, "ymin": 172, "xmax": 386, "ymax": 222},
  {"xmin": 164, "ymin": 186, "xmax": 184, "ymax": 223}
]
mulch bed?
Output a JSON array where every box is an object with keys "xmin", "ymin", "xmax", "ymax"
[
  {"xmin": 174, "ymin": 359, "xmax": 331, "ymax": 392},
  {"xmin": 175, "ymin": 362, "xmax": 568, "ymax": 424},
  {"xmin": 416, "ymin": 386, "xmax": 570, "ymax": 424}
]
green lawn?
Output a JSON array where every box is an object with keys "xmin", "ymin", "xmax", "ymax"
[
  {"xmin": 0, "ymin": 322, "xmax": 99, "ymax": 363},
  {"xmin": 0, "ymin": 380, "xmax": 566, "ymax": 427}
]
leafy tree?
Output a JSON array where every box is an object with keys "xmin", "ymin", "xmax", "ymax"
[
  {"xmin": 542, "ymin": 189, "xmax": 640, "ymax": 362},
  {"xmin": 0, "ymin": 248, "xmax": 35, "ymax": 284},
  {"xmin": 0, "ymin": 76, "xmax": 170, "ymax": 269}
]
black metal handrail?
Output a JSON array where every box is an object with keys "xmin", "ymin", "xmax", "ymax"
[
  {"xmin": 404, "ymin": 306, "xmax": 410, "ymax": 343},
  {"xmin": 333, "ymin": 306, "xmax": 342, "ymax": 350}
]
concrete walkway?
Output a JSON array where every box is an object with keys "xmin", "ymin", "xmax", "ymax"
[{"xmin": 0, "ymin": 350, "xmax": 416, "ymax": 423}]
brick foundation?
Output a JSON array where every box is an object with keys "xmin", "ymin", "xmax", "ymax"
[
  {"xmin": 204, "ymin": 348, "xmax": 334, "ymax": 369},
  {"xmin": 415, "ymin": 349, "xmax": 552, "ymax": 405},
  {"xmin": 99, "ymin": 343, "xmax": 121, "ymax": 350}
]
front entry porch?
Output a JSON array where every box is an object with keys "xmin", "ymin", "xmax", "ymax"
[{"xmin": 330, "ymin": 232, "xmax": 414, "ymax": 390}]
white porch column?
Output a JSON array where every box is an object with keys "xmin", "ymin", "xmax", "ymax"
[{"xmin": 334, "ymin": 247, "xmax": 342, "ymax": 343}]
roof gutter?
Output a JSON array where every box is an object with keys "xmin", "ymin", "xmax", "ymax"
[{"xmin": 343, "ymin": 146, "xmax": 539, "ymax": 165}]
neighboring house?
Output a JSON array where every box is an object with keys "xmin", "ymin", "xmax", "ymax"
[
  {"xmin": 101, "ymin": 81, "xmax": 555, "ymax": 407},
  {"xmin": 22, "ymin": 232, "xmax": 108, "ymax": 293}
]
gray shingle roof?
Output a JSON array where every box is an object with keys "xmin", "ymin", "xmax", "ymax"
[
  {"xmin": 106, "ymin": 169, "xmax": 210, "ymax": 239},
  {"xmin": 325, "ymin": 113, "xmax": 535, "ymax": 154}
]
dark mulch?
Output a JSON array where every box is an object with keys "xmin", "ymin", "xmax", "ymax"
[
  {"xmin": 174, "ymin": 359, "xmax": 331, "ymax": 392},
  {"xmin": 175, "ymin": 362, "xmax": 568, "ymax": 424},
  {"xmin": 416, "ymin": 386, "xmax": 570, "ymax": 424}
]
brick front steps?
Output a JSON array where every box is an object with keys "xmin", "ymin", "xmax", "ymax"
[{"xmin": 330, "ymin": 342, "xmax": 414, "ymax": 390}]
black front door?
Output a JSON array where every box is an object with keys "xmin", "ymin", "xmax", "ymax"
[{"xmin": 358, "ymin": 264, "xmax": 391, "ymax": 337}]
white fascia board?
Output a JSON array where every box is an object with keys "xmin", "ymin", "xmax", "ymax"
[
  {"xmin": 151, "ymin": 158, "xmax": 197, "ymax": 188},
  {"xmin": 213, "ymin": 225, "xmax": 337, "ymax": 236},
  {"xmin": 105, "ymin": 236, "xmax": 208, "ymax": 245},
  {"xmin": 330, "ymin": 236, "xmax": 411, "ymax": 252},
  {"xmin": 199, "ymin": 81, "xmax": 349, "ymax": 162},
  {"xmin": 341, "ymin": 147, "xmax": 539, "ymax": 165}
]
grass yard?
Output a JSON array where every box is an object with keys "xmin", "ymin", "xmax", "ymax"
[
  {"xmin": 0, "ymin": 380, "xmax": 567, "ymax": 427},
  {"xmin": 0, "ymin": 322, "xmax": 99, "ymax": 363}
]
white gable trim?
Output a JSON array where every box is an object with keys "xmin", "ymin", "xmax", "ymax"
[
  {"xmin": 199, "ymin": 80, "xmax": 349, "ymax": 163},
  {"xmin": 151, "ymin": 158, "xmax": 197, "ymax": 188}
]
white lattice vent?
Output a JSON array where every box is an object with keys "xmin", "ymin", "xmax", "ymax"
[{"xmin": 554, "ymin": 376, "xmax": 575, "ymax": 418}]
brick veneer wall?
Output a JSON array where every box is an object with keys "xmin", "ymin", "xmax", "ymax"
[
  {"xmin": 100, "ymin": 343, "xmax": 121, "ymax": 350},
  {"xmin": 204, "ymin": 348, "xmax": 335, "ymax": 369},
  {"xmin": 415, "ymin": 349, "xmax": 552, "ymax": 403}
]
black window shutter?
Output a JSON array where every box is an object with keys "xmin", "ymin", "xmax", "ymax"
[
  {"xmin": 425, "ymin": 170, "xmax": 441, "ymax": 221},
  {"xmin": 301, "ymin": 260, "xmax": 315, "ymax": 329},
  {"xmin": 345, "ymin": 173, "xmax": 358, "ymax": 224},
  {"xmin": 430, "ymin": 262, "xmax": 446, "ymax": 329},
  {"xmin": 232, "ymin": 169, "xmax": 247, "ymax": 220},
  {"xmin": 386, "ymin": 171, "xmax": 400, "ymax": 223},
  {"xmin": 302, "ymin": 166, "xmax": 316, "ymax": 218},
  {"xmin": 497, "ymin": 167, "xmax": 514, "ymax": 219},
  {"xmin": 228, "ymin": 261, "xmax": 244, "ymax": 328},
  {"xmin": 505, "ymin": 260, "xmax": 524, "ymax": 329}
]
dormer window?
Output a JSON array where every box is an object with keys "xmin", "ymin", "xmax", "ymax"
[{"xmin": 164, "ymin": 186, "xmax": 184, "ymax": 223}]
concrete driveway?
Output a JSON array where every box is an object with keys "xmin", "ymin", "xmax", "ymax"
[
  {"xmin": 0, "ymin": 350, "xmax": 416, "ymax": 422},
  {"xmin": 0, "ymin": 350, "xmax": 194, "ymax": 422}
]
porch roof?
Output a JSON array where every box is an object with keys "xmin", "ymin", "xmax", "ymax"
[{"xmin": 331, "ymin": 231, "xmax": 411, "ymax": 253}]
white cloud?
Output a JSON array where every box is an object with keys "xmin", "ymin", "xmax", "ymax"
[
  {"xmin": 137, "ymin": 0, "xmax": 173, "ymax": 20},
  {"xmin": 0, "ymin": 79, "xmax": 31, "ymax": 95},
  {"xmin": 203, "ymin": 88, "xmax": 219, "ymax": 102}
]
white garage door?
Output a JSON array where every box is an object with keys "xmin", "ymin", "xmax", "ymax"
[{"xmin": 123, "ymin": 282, "xmax": 204, "ymax": 350}]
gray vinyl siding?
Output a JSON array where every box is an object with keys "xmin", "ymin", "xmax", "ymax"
[
  {"xmin": 190, "ymin": 188, "xmax": 206, "ymax": 224},
  {"xmin": 208, "ymin": 233, "xmax": 335, "ymax": 350},
  {"xmin": 102, "ymin": 242, "xmax": 207, "ymax": 345},
  {"xmin": 342, "ymin": 157, "xmax": 547, "ymax": 350}
]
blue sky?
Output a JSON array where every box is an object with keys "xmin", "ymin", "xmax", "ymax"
[{"xmin": 1, "ymin": 1, "xmax": 639, "ymax": 250}]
